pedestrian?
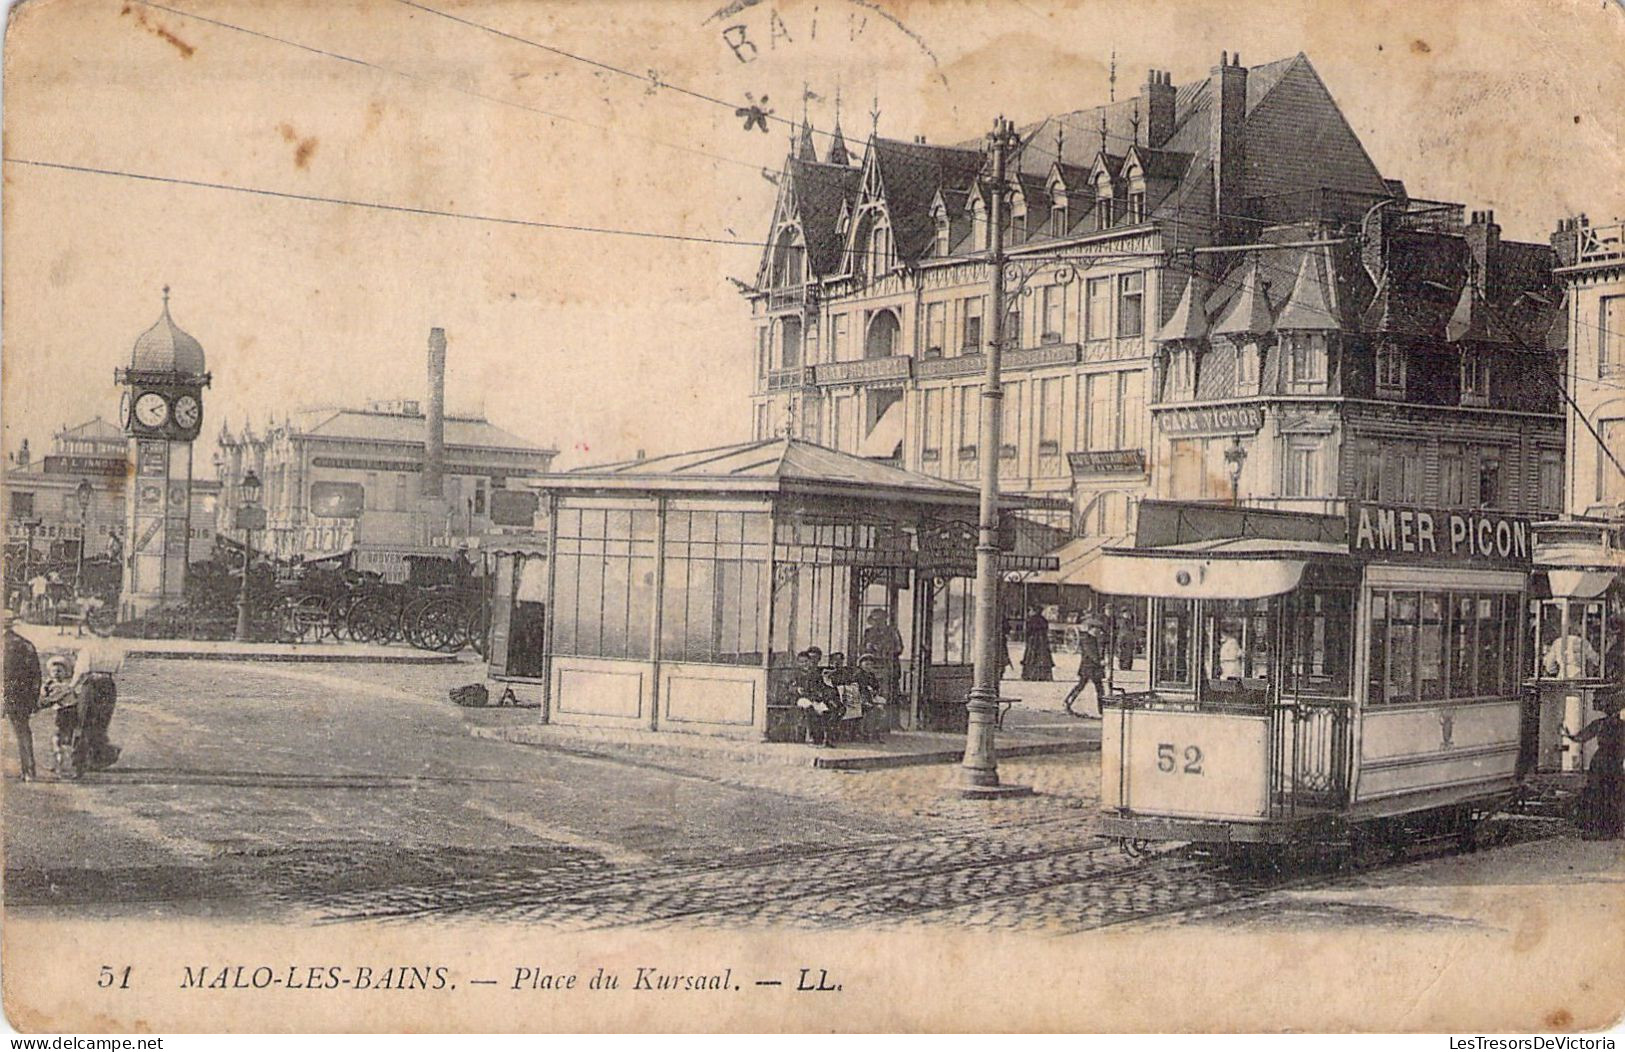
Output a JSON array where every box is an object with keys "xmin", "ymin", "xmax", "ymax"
[
  {"xmin": 70, "ymin": 635, "xmax": 125, "ymax": 771},
  {"xmin": 3, "ymin": 611, "xmax": 42, "ymax": 781},
  {"xmin": 792, "ymin": 647, "xmax": 842, "ymax": 748},
  {"xmin": 39, "ymin": 655, "xmax": 80, "ymax": 778},
  {"xmin": 1115, "ymin": 609, "xmax": 1137, "ymax": 672},
  {"xmin": 1063, "ymin": 621, "xmax": 1107, "ymax": 718},
  {"xmin": 860, "ymin": 609, "xmax": 904, "ymax": 725},
  {"xmin": 1565, "ymin": 692, "xmax": 1624, "ymax": 841},
  {"xmin": 1020, "ymin": 607, "xmax": 1054, "ymax": 681}
]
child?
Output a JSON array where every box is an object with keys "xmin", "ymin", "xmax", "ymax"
[{"xmin": 38, "ymin": 655, "xmax": 80, "ymax": 779}]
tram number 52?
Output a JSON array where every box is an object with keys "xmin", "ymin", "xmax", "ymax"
[{"xmin": 1155, "ymin": 743, "xmax": 1204, "ymax": 775}]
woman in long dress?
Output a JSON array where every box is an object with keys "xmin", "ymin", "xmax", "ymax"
[
  {"xmin": 1020, "ymin": 608, "xmax": 1054, "ymax": 682},
  {"xmin": 1566, "ymin": 693, "xmax": 1624, "ymax": 841}
]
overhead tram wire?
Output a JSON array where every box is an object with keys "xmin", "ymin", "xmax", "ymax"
[{"xmin": 1, "ymin": 157, "xmax": 770, "ymax": 248}]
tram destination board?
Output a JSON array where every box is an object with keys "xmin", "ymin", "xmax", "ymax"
[{"xmin": 1347, "ymin": 501, "xmax": 1532, "ymax": 567}]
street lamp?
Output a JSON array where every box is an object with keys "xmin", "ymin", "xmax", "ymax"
[
  {"xmin": 74, "ymin": 479, "xmax": 93, "ymax": 596},
  {"xmin": 234, "ymin": 469, "xmax": 263, "ymax": 642},
  {"xmin": 1224, "ymin": 437, "xmax": 1248, "ymax": 507}
]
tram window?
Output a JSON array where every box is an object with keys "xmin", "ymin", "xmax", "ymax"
[
  {"xmin": 1368, "ymin": 592, "xmax": 1388, "ymax": 706},
  {"xmin": 1450, "ymin": 594, "xmax": 1476, "ymax": 698},
  {"xmin": 1476, "ymin": 595, "xmax": 1501, "ymax": 696},
  {"xmin": 1499, "ymin": 597, "xmax": 1522, "ymax": 695},
  {"xmin": 1205, "ymin": 599, "xmax": 1273, "ymax": 683},
  {"xmin": 1387, "ymin": 592, "xmax": 1419, "ymax": 704},
  {"xmin": 1419, "ymin": 594, "xmax": 1446, "ymax": 700},
  {"xmin": 1154, "ymin": 599, "xmax": 1194, "ymax": 690},
  {"xmin": 1535, "ymin": 599, "xmax": 1607, "ymax": 680},
  {"xmin": 1283, "ymin": 588, "xmax": 1353, "ymax": 697}
]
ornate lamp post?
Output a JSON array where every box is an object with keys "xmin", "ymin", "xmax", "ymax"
[
  {"xmin": 1224, "ymin": 437, "xmax": 1248, "ymax": 506},
  {"xmin": 74, "ymin": 479, "xmax": 94, "ymax": 595},
  {"xmin": 234, "ymin": 469, "xmax": 263, "ymax": 642}
]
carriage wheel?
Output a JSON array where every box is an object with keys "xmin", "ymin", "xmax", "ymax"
[
  {"xmin": 425, "ymin": 598, "xmax": 471, "ymax": 652},
  {"xmin": 346, "ymin": 594, "xmax": 398, "ymax": 644},
  {"xmin": 400, "ymin": 596, "xmax": 433, "ymax": 650},
  {"xmin": 282, "ymin": 593, "xmax": 329, "ymax": 642},
  {"xmin": 326, "ymin": 593, "xmax": 361, "ymax": 641},
  {"xmin": 465, "ymin": 603, "xmax": 489, "ymax": 658}
]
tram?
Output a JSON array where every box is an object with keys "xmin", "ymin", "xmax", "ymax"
[{"xmin": 1097, "ymin": 500, "xmax": 1543, "ymax": 854}]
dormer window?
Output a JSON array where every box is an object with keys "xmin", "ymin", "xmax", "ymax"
[
  {"xmin": 771, "ymin": 228, "xmax": 805, "ymax": 287},
  {"xmin": 1126, "ymin": 191, "xmax": 1146, "ymax": 224},
  {"xmin": 1051, "ymin": 204, "xmax": 1068, "ymax": 236},
  {"xmin": 934, "ymin": 213, "xmax": 950, "ymax": 257},
  {"xmin": 1234, "ymin": 341, "xmax": 1261, "ymax": 395},
  {"xmin": 1376, "ymin": 342, "xmax": 1407, "ymax": 397},
  {"xmin": 866, "ymin": 222, "xmax": 893, "ymax": 276},
  {"xmin": 972, "ymin": 199, "xmax": 989, "ymax": 251},
  {"xmin": 1011, "ymin": 200, "xmax": 1027, "ymax": 242},
  {"xmin": 1284, "ymin": 333, "xmax": 1329, "ymax": 394},
  {"xmin": 1460, "ymin": 349, "xmax": 1491, "ymax": 407}
]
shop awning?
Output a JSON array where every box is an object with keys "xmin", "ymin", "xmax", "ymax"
[
  {"xmin": 1031, "ymin": 534, "xmax": 1132, "ymax": 588},
  {"xmin": 857, "ymin": 400, "xmax": 906, "ymax": 459}
]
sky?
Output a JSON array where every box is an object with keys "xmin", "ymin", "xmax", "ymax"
[{"xmin": 4, "ymin": 0, "xmax": 1624, "ymax": 474}]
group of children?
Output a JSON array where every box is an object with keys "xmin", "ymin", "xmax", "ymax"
[{"xmin": 791, "ymin": 647, "xmax": 889, "ymax": 748}]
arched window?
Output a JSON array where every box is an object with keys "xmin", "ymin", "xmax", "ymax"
[
  {"xmin": 1094, "ymin": 172, "xmax": 1115, "ymax": 229},
  {"xmin": 865, "ymin": 309, "xmax": 901, "ymax": 360},
  {"xmin": 867, "ymin": 222, "xmax": 893, "ymax": 275},
  {"xmin": 772, "ymin": 229, "xmax": 805, "ymax": 287}
]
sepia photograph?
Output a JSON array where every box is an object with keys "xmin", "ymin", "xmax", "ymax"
[{"xmin": 1, "ymin": 0, "xmax": 1623, "ymax": 1035}]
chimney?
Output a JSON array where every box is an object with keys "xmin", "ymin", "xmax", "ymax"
[
  {"xmin": 1465, "ymin": 209, "xmax": 1501, "ymax": 293},
  {"xmin": 423, "ymin": 327, "xmax": 446, "ymax": 500},
  {"xmin": 1550, "ymin": 216, "xmax": 1580, "ymax": 269},
  {"xmin": 1144, "ymin": 70, "xmax": 1175, "ymax": 149},
  {"xmin": 1210, "ymin": 50, "xmax": 1248, "ymax": 244}
]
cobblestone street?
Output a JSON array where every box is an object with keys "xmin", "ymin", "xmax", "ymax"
[{"xmin": 3, "ymin": 656, "xmax": 1616, "ymax": 935}]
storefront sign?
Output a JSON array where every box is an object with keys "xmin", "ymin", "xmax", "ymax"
[
  {"xmin": 137, "ymin": 441, "xmax": 169, "ymax": 478},
  {"xmin": 1348, "ymin": 503, "xmax": 1532, "ymax": 566},
  {"xmin": 490, "ymin": 489, "xmax": 540, "ymax": 527},
  {"xmin": 310, "ymin": 481, "xmax": 365, "ymax": 519},
  {"xmin": 41, "ymin": 454, "xmax": 127, "ymax": 476},
  {"xmin": 1068, "ymin": 449, "xmax": 1147, "ymax": 476},
  {"xmin": 1157, "ymin": 406, "xmax": 1265, "ymax": 436}
]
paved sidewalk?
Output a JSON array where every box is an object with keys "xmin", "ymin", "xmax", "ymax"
[
  {"xmin": 14, "ymin": 623, "xmax": 460, "ymax": 664},
  {"xmin": 467, "ymin": 694, "xmax": 1101, "ymax": 770}
]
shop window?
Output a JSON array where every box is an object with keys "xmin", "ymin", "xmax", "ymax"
[{"xmin": 1153, "ymin": 599, "xmax": 1195, "ymax": 690}]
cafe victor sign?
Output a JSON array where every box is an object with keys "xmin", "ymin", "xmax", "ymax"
[{"xmin": 1347, "ymin": 502, "xmax": 1532, "ymax": 566}]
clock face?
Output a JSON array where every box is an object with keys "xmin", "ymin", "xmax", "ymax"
[
  {"xmin": 134, "ymin": 392, "xmax": 169, "ymax": 428},
  {"xmin": 119, "ymin": 390, "xmax": 132, "ymax": 429},
  {"xmin": 173, "ymin": 394, "xmax": 200, "ymax": 429}
]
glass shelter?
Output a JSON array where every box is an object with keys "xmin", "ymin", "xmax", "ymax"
[{"xmin": 482, "ymin": 439, "xmax": 1058, "ymax": 741}]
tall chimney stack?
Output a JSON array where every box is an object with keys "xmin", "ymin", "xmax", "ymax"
[
  {"xmin": 423, "ymin": 327, "xmax": 446, "ymax": 500},
  {"xmin": 1144, "ymin": 70, "xmax": 1175, "ymax": 149},
  {"xmin": 1210, "ymin": 50, "xmax": 1248, "ymax": 244}
]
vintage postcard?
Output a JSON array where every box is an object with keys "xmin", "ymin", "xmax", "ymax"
[{"xmin": 3, "ymin": 0, "xmax": 1624, "ymax": 1034}]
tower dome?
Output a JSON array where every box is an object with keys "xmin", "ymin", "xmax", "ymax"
[{"xmin": 130, "ymin": 286, "xmax": 206, "ymax": 375}]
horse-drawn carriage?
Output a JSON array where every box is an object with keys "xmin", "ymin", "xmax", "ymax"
[{"xmin": 272, "ymin": 551, "xmax": 489, "ymax": 654}]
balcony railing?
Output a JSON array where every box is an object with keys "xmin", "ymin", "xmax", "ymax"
[
  {"xmin": 813, "ymin": 355, "xmax": 911, "ymax": 386},
  {"xmin": 766, "ymin": 284, "xmax": 815, "ymax": 312},
  {"xmin": 1577, "ymin": 222, "xmax": 1625, "ymax": 266},
  {"xmin": 1006, "ymin": 343, "xmax": 1080, "ymax": 369},
  {"xmin": 917, "ymin": 353, "xmax": 984, "ymax": 379},
  {"xmin": 765, "ymin": 367, "xmax": 815, "ymax": 391}
]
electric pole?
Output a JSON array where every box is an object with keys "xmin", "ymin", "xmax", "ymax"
[{"xmin": 958, "ymin": 116, "xmax": 1031, "ymax": 798}]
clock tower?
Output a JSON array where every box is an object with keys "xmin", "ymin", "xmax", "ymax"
[{"xmin": 115, "ymin": 286, "xmax": 211, "ymax": 618}]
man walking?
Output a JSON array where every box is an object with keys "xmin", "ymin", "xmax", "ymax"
[
  {"xmin": 70, "ymin": 635, "xmax": 125, "ymax": 770},
  {"xmin": 1063, "ymin": 621, "xmax": 1108, "ymax": 719},
  {"xmin": 3, "ymin": 611, "xmax": 42, "ymax": 781}
]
